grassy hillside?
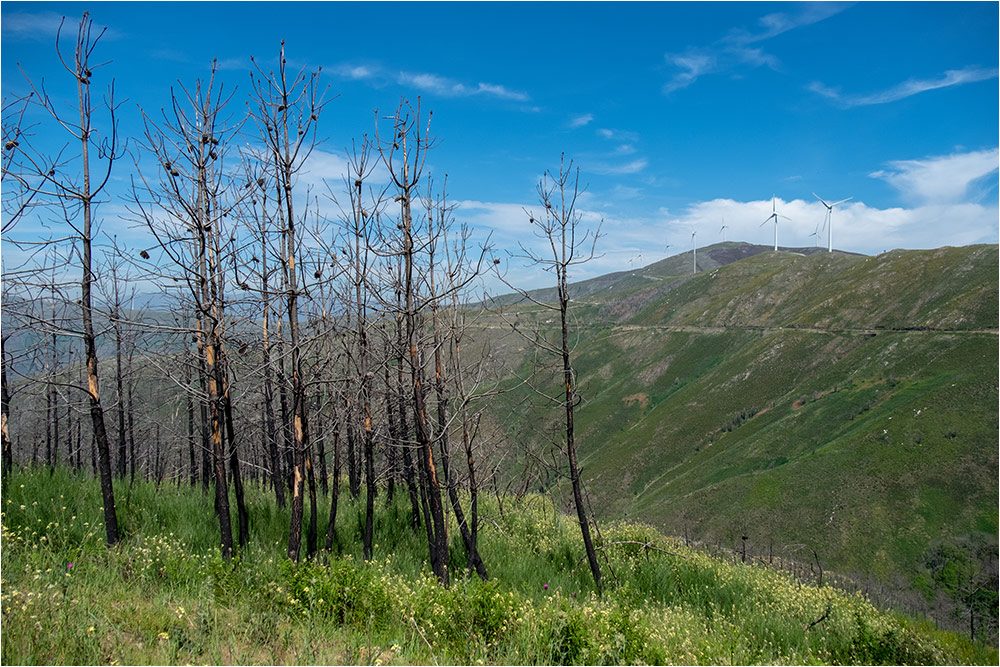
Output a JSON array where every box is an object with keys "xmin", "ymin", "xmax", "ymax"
[
  {"xmin": 480, "ymin": 243, "xmax": 998, "ymax": 623},
  {"xmin": 2, "ymin": 469, "xmax": 994, "ymax": 665}
]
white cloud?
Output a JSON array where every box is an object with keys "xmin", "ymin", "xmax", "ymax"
[
  {"xmin": 297, "ymin": 149, "xmax": 353, "ymax": 191},
  {"xmin": 397, "ymin": 71, "xmax": 529, "ymax": 101},
  {"xmin": 569, "ymin": 113, "xmax": 594, "ymax": 129},
  {"xmin": 461, "ymin": 191, "xmax": 998, "ymax": 293},
  {"xmin": 809, "ymin": 66, "xmax": 999, "ymax": 107},
  {"xmin": 665, "ymin": 197, "xmax": 998, "ymax": 257},
  {"xmin": 596, "ymin": 128, "xmax": 639, "ymax": 143},
  {"xmin": 328, "ymin": 62, "xmax": 530, "ymax": 102},
  {"xmin": 475, "ymin": 82, "xmax": 530, "ymax": 102},
  {"xmin": 332, "ymin": 64, "xmax": 379, "ymax": 81},
  {"xmin": 869, "ymin": 149, "xmax": 999, "ymax": 205},
  {"xmin": 663, "ymin": 51, "xmax": 717, "ymax": 93},
  {"xmin": 588, "ymin": 159, "xmax": 648, "ymax": 176}
]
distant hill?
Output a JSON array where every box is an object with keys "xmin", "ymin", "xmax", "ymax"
[
  {"xmin": 479, "ymin": 242, "xmax": 998, "ymax": 622},
  {"xmin": 487, "ymin": 242, "xmax": 861, "ymax": 307}
]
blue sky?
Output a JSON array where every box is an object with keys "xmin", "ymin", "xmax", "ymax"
[{"xmin": 3, "ymin": 1, "xmax": 998, "ymax": 290}]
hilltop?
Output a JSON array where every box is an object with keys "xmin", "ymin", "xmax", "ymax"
[{"xmin": 488, "ymin": 242, "xmax": 860, "ymax": 307}]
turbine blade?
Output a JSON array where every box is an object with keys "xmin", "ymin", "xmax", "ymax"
[{"xmin": 831, "ymin": 197, "xmax": 853, "ymax": 206}]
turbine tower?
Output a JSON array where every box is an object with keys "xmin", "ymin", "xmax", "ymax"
[
  {"xmin": 813, "ymin": 193, "xmax": 852, "ymax": 253},
  {"xmin": 691, "ymin": 230, "xmax": 697, "ymax": 273},
  {"xmin": 760, "ymin": 195, "xmax": 791, "ymax": 252},
  {"xmin": 720, "ymin": 219, "xmax": 728, "ymax": 243}
]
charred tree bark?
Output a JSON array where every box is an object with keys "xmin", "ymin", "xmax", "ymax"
[
  {"xmin": 248, "ymin": 41, "xmax": 324, "ymax": 562},
  {"xmin": 1, "ymin": 337, "xmax": 12, "ymax": 478}
]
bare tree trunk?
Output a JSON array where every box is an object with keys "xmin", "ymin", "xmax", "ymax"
[
  {"xmin": 345, "ymin": 392, "xmax": 360, "ymax": 499},
  {"xmin": 324, "ymin": 387, "xmax": 341, "ymax": 551},
  {"xmin": 49, "ymin": 294, "xmax": 59, "ymax": 474},
  {"xmin": 197, "ymin": 341, "xmax": 210, "ymax": 492},
  {"xmin": 305, "ymin": 446, "xmax": 318, "ymax": 558},
  {"xmin": 259, "ymin": 220, "xmax": 285, "ymax": 507},
  {"xmin": 112, "ymin": 265, "xmax": 127, "ymax": 479},
  {"xmin": 382, "ymin": 332, "xmax": 399, "ymax": 504},
  {"xmin": 186, "ymin": 363, "xmax": 197, "ymax": 486},
  {"xmin": 1, "ymin": 337, "xmax": 12, "ymax": 478},
  {"xmin": 561, "ymin": 280, "xmax": 601, "ymax": 593},
  {"xmin": 396, "ymin": 307, "xmax": 422, "ymax": 531},
  {"xmin": 427, "ymin": 192, "xmax": 487, "ymax": 580},
  {"xmin": 500, "ymin": 155, "xmax": 602, "ymax": 592},
  {"xmin": 314, "ymin": 392, "xmax": 328, "ymax": 496},
  {"xmin": 69, "ymin": 14, "xmax": 120, "ymax": 546}
]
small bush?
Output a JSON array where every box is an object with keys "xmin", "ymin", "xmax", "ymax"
[{"xmin": 280, "ymin": 557, "xmax": 392, "ymax": 628}]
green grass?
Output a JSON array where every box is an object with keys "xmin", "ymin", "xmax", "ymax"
[{"xmin": 2, "ymin": 468, "xmax": 996, "ymax": 665}]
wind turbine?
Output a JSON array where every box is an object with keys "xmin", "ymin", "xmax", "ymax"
[
  {"xmin": 720, "ymin": 219, "xmax": 728, "ymax": 243},
  {"xmin": 760, "ymin": 195, "xmax": 791, "ymax": 252},
  {"xmin": 691, "ymin": 230, "xmax": 697, "ymax": 273},
  {"xmin": 813, "ymin": 193, "xmax": 852, "ymax": 253}
]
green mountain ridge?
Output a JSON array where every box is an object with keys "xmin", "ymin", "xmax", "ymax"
[
  {"xmin": 482, "ymin": 242, "xmax": 998, "ymax": 618},
  {"xmin": 489, "ymin": 242, "xmax": 861, "ymax": 308}
]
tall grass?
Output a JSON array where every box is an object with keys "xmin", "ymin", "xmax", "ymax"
[{"xmin": 2, "ymin": 467, "xmax": 994, "ymax": 665}]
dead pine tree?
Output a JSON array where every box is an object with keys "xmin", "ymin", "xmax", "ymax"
[
  {"xmin": 375, "ymin": 98, "xmax": 451, "ymax": 586},
  {"xmin": 130, "ymin": 62, "xmax": 247, "ymax": 558},
  {"xmin": 389, "ymin": 255, "xmax": 423, "ymax": 532},
  {"xmin": 498, "ymin": 154, "xmax": 603, "ymax": 593},
  {"xmin": 249, "ymin": 41, "xmax": 328, "ymax": 562},
  {"xmin": 334, "ymin": 138, "xmax": 382, "ymax": 561},
  {"xmin": 424, "ymin": 180, "xmax": 489, "ymax": 581},
  {"xmin": 15, "ymin": 13, "xmax": 123, "ymax": 545},
  {"xmin": 240, "ymin": 167, "xmax": 287, "ymax": 509},
  {"xmin": 444, "ymin": 219, "xmax": 499, "ymax": 580}
]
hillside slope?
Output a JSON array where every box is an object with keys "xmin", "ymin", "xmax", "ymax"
[{"xmin": 481, "ymin": 243, "xmax": 998, "ymax": 612}]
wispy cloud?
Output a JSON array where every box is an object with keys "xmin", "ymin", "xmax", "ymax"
[
  {"xmin": 473, "ymin": 81, "xmax": 529, "ymax": 101},
  {"xmin": 725, "ymin": 3, "xmax": 851, "ymax": 45},
  {"xmin": 1, "ymin": 11, "xmax": 121, "ymax": 41},
  {"xmin": 569, "ymin": 113, "xmax": 594, "ymax": 129},
  {"xmin": 597, "ymin": 128, "xmax": 639, "ymax": 143},
  {"xmin": 329, "ymin": 62, "xmax": 529, "ymax": 102},
  {"xmin": 808, "ymin": 66, "xmax": 999, "ymax": 107},
  {"xmin": 588, "ymin": 159, "xmax": 649, "ymax": 176},
  {"xmin": 663, "ymin": 52, "xmax": 718, "ymax": 93},
  {"xmin": 869, "ymin": 148, "xmax": 999, "ymax": 205},
  {"xmin": 663, "ymin": 3, "xmax": 848, "ymax": 93},
  {"xmin": 334, "ymin": 64, "xmax": 378, "ymax": 81}
]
